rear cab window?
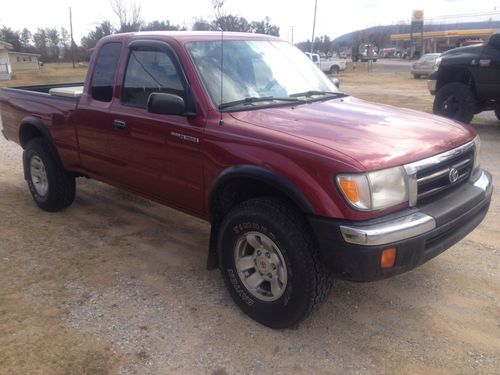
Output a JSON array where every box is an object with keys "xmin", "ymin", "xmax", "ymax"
[{"xmin": 90, "ymin": 42, "xmax": 122, "ymax": 102}]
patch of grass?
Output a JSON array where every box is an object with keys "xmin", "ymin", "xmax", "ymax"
[{"xmin": 0, "ymin": 63, "xmax": 87, "ymax": 88}]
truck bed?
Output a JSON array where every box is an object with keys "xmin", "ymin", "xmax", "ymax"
[
  {"xmin": 1, "ymin": 82, "xmax": 84, "ymax": 96},
  {"xmin": 0, "ymin": 82, "xmax": 83, "ymax": 169}
]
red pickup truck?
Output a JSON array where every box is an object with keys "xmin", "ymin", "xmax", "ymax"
[{"xmin": 0, "ymin": 32, "xmax": 493, "ymax": 328}]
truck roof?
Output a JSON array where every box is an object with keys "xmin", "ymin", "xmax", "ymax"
[{"xmin": 99, "ymin": 31, "xmax": 281, "ymax": 44}]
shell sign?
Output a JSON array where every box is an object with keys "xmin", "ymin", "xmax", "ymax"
[{"xmin": 412, "ymin": 10, "xmax": 424, "ymax": 22}]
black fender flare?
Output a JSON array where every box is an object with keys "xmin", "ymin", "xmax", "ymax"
[
  {"xmin": 205, "ymin": 165, "xmax": 316, "ymax": 270},
  {"xmin": 208, "ymin": 165, "xmax": 315, "ymax": 220},
  {"xmin": 19, "ymin": 116, "xmax": 63, "ymax": 179},
  {"xmin": 19, "ymin": 116, "xmax": 55, "ymax": 147}
]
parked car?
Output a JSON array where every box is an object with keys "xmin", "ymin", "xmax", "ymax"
[
  {"xmin": 428, "ymin": 33, "xmax": 500, "ymax": 123},
  {"xmin": 305, "ymin": 52, "xmax": 347, "ymax": 74},
  {"xmin": 0, "ymin": 32, "xmax": 493, "ymax": 328},
  {"xmin": 411, "ymin": 53, "xmax": 440, "ymax": 78}
]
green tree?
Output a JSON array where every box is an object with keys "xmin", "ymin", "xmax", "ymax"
[
  {"xmin": 81, "ymin": 21, "xmax": 115, "ymax": 50},
  {"xmin": 20, "ymin": 28, "xmax": 32, "ymax": 51},
  {"xmin": 0, "ymin": 27, "xmax": 21, "ymax": 51},
  {"xmin": 59, "ymin": 28, "xmax": 70, "ymax": 60},
  {"xmin": 250, "ymin": 17, "xmax": 280, "ymax": 36},
  {"xmin": 46, "ymin": 28, "xmax": 60, "ymax": 60},
  {"xmin": 192, "ymin": 18, "xmax": 214, "ymax": 31},
  {"xmin": 33, "ymin": 28, "xmax": 49, "ymax": 59},
  {"xmin": 212, "ymin": 15, "xmax": 250, "ymax": 32},
  {"xmin": 142, "ymin": 20, "xmax": 182, "ymax": 31}
]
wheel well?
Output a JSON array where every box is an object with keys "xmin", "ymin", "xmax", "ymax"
[
  {"xmin": 209, "ymin": 177, "xmax": 308, "ymax": 226},
  {"xmin": 18, "ymin": 121, "xmax": 65, "ymax": 174},
  {"xmin": 19, "ymin": 123, "xmax": 44, "ymax": 148},
  {"xmin": 437, "ymin": 67, "xmax": 475, "ymax": 93}
]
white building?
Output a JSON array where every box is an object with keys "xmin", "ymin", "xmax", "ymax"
[
  {"xmin": 0, "ymin": 41, "xmax": 42, "ymax": 81},
  {"xmin": 9, "ymin": 51, "xmax": 41, "ymax": 72},
  {"xmin": 0, "ymin": 41, "xmax": 13, "ymax": 81}
]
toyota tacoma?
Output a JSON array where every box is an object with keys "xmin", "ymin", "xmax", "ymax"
[{"xmin": 0, "ymin": 32, "xmax": 493, "ymax": 328}]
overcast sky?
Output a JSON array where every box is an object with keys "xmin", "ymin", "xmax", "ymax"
[{"xmin": 1, "ymin": 0, "xmax": 499, "ymax": 43}]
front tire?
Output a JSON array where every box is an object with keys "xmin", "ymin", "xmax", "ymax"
[
  {"xmin": 218, "ymin": 197, "xmax": 331, "ymax": 328},
  {"xmin": 23, "ymin": 138, "xmax": 76, "ymax": 212},
  {"xmin": 413, "ymin": 74, "xmax": 421, "ymax": 79},
  {"xmin": 433, "ymin": 82, "xmax": 476, "ymax": 123},
  {"xmin": 495, "ymin": 109, "xmax": 500, "ymax": 121}
]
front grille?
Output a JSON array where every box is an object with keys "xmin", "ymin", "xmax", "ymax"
[{"xmin": 416, "ymin": 149, "xmax": 474, "ymax": 203}]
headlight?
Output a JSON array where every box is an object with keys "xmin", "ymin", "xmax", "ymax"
[
  {"xmin": 473, "ymin": 136, "xmax": 481, "ymax": 176},
  {"xmin": 337, "ymin": 167, "xmax": 408, "ymax": 211}
]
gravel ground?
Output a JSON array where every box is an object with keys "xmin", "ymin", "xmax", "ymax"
[{"xmin": 0, "ymin": 71, "xmax": 499, "ymax": 374}]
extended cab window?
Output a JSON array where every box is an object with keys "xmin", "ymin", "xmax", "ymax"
[
  {"xmin": 122, "ymin": 48, "xmax": 185, "ymax": 108},
  {"xmin": 91, "ymin": 42, "xmax": 122, "ymax": 102}
]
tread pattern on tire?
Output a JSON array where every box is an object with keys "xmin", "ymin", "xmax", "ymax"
[
  {"xmin": 433, "ymin": 82, "xmax": 476, "ymax": 123},
  {"xmin": 219, "ymin": 197, "xmax": 331, "ymax": 327},
  {"xmin": 23, "ymin": 138, "xmax": 75, "ymax": 212}
]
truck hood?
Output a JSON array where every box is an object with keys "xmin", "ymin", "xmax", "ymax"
[
  {"xmin": 230, "ymin": 96, "xmax": 475, "ymax": 171},
  {"xmin": 441, "ymin": 44, "xmax": 483, "ymax": 56}
]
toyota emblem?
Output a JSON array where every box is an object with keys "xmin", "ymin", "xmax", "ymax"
[{"xmin": 449, "ymin": 168, "xmax": 459, "ymax": 183}]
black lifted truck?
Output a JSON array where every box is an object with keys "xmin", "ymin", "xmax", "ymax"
[{"xmin": 429, "ymin": 33, "xmax": 500, "ymax": 123}]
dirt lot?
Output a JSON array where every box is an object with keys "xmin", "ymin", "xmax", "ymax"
[{"xmin": 0, "ymin": 63, "xmax": 499, "ymax": 374}]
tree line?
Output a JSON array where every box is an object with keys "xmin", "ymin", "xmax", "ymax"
[
  {"xmin": 0, "ymin": 26, "xmax": 72, "ymax": 61},
  {"xmin": 0, "ymin": 15, "xmax": 279, "ymax": 63}
]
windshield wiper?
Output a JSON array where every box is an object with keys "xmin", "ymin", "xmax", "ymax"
[
  {"xmin": 219, "ymin": 96, "xmax": 303, "ymax": 110},
  {"xmin": 289, "ymin": 90, "xmax": 347, "ymax": 98}
]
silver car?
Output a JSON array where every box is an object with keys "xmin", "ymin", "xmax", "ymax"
[{"xmin": 411, "ymin": 53, "xmax": 440, "ymax": 79}]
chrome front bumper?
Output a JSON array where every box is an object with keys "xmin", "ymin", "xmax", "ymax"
[{"xmin": 340, "ymin": 171, "xmax": 492, "ymax": 246}]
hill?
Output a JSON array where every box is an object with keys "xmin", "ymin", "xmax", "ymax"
[{"xmin": 333, "ymin": 20, "xmax": 500, "ymax": 47}]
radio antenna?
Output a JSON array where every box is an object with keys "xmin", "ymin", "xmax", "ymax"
[{"xmin": 219, "ymin": 27, "xmax": 224, "ymax": 125}]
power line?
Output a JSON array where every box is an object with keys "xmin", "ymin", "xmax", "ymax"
[{"xmin": 424, "ymin": 10, "xmax": 500, "ymax": 21}]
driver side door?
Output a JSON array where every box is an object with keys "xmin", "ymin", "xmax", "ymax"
[{"xmin": 107, "ymin": 41, "xmax": 205, "ymax": 214}]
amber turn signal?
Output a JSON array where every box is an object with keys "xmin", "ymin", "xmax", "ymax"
[
  {"xmin": 381, "ymin": 247, "xmax": 397, "ymax": 268},
  {"xmin": 338, "ymin": 179, "xmax": 359, "ymax": 204}
]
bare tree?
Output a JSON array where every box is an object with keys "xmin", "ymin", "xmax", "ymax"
[
  {"xmin": 110, "ymin": 0, "xmax": 142, "ymax": 32},
  {"xmin": 212, "ymin": 0, "xmax": 225, "ymax": 29}
]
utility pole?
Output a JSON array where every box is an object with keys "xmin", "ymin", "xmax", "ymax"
[
  {"xmin": 310, "ymin": 0, "xmax": 318, "ymax": 53},
  {"xmin": 69, "ymin": 7, "xmax": 75, "ymax": 69},
  {"xmin": 291, "ymin": 26, "xmax": 295, "ymax": 44}
]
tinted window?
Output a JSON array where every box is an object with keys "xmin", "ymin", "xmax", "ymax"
[
  {"xmin": 91, "ymin": 43, "xmax": 122, "ymax": 102},
  {"xmin": 122, "ymin": 49, "xmax": 185, "ymax": 108}
]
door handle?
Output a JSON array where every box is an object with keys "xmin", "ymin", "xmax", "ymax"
[{"xmin": 113, "ymin": 119, "xmax": 127, "ymax": 130}]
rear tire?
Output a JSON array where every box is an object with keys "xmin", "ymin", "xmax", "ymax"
[
  {"xmin": 413, "ymin": 74, "xmax": 421, "ymax": 79},
  {"xmin": 433, "ymin": 82, "xmax": 476, "ymax": 123},
  {"xmin": 329, "ymin": 65, "xmax": 339, "ymax": 75},
  {"xmin": 495, "ymin": 109, "xmax": 500, "ymax": 121},
  {"xmin": 23, "ymin": 138, "xmax": 76, "ymax": 212},
  {"xmin": 218, "ymin": 197, "xmax": 331, "ymax": 329}
]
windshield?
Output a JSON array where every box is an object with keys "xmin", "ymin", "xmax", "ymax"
[{"xmin": 185, "ymin": 40, "xmax": 339, "ymax": 109}]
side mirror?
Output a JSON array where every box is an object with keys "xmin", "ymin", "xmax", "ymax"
[
  {"xmin": 331, "ymin": 78, "xmax": 340, "ymax": 89},
  {"xmin": 488, "ymin": 34, "xmax": 500, "ymax": 50},
  {"xmin": 147, "ymin": 92, "xmax": 186, "ymax": 116}
]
